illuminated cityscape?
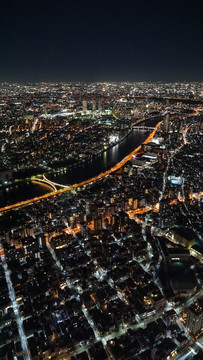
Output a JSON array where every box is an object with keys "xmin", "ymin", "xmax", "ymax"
[
  {"xmin": 0, "ymin": 81, "xmax": 202, "ymax": 360},
  {"xmin": 0, "ymin": 0, "xmax": 203, "ymax": 358}
]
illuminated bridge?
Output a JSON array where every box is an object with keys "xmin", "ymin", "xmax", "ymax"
[
  {"xmin": 31, "ymin": 177, "xmax": 57, "ymax": 191},
  {"xmin": 132, "ymin": 125, "xmax": 155, "ymax": 130},
  {"xmin": 31, "ymin": 175, "xmax": 68, "ymax": 191},
  {"xmin": 0, "ymin": 123, "xmax": 161, "ymax": 213}
]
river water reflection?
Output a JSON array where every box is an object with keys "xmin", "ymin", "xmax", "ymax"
[
  {"xmin": 0, "ymin": 121, "xmax": 159, "ymax": 208},
  {"xmin": 48, "ymin": 129, "xmax": 148, "ymax": 185}
]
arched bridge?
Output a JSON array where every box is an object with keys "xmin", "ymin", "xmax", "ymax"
[{"xmin": 31, "ymin": 175, "xmax": 68, "ymax": 191}]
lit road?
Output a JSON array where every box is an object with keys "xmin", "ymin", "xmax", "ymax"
[
  {"xmin": 0, "ymin": 125, "xmax": 13, "ymax": 134},
  {"xmin": 46, "ymin": 234, "xmax": 167, "ymax": 349},
  {"xmin": 0, "ymin": 252, "xmax": 31, "ymax": 360},
  {"xmin": 175, "ymin": 288, "xmax": 203, "ymax": 315},
  {"xmin": 131, "ymin": 213, "xmax": 203, "ymax": 360},
  {"xmin": 0, "ymin": 122, "xmax": 161, "ymax": 213},
  {"xmin": 31, "ymin": 118, "xmax": 39, "ymax": 132},
  {"xmin": 46, "ymin": 214, "xmax": 203, "ymax": 358},
  {"xmin": 46, "ymin": 242, "xmax": 103, "ymax": 344},
  {"xmin": 175, "ymin": 335, "xmax": 203, "ymax": 360},
  {"xmin": 31, "ymin": 175, "xmax": 71, "ymax": 191}
]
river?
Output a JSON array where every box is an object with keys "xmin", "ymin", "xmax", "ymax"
[{"xmin": 0, "ymin": 118, "xmax": 160, "ymax": 208}]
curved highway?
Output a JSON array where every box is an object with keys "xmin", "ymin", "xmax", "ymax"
[{"xmin": 0, "ymin": 122, "xmax": 161, "ymax": 213}]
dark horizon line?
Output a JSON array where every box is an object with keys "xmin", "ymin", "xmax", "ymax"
[{"xmin": 0, "ymin": 79, "xmax": 203, "ymax": 85}]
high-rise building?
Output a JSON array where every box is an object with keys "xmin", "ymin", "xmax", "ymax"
[
  {"xmin": 178, "ymin": 120, "xmax": 183, "ymax": 133},
  {"xmin": 93, "ymin": 217, "xmax": 102, "ymax": 232},
  {"xmin": 83, "ymin": 100, "xmax": 87, "ymax": 113},
  {"xmin": 92, "ymin": 100, "xmax": 97, "ymax": 112},
  {"xmin": 163, "ymin": 113, "xmax": 169, "ymax": 133},
  {"xmin": 186, "ymin": 299, "xmax": 203, "ymax": 338},
  {"xmin": 98, "ymin": 102, "xmax": 103, "ymax": 112}
]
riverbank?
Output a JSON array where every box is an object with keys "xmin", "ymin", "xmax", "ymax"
[
  {"xmin": 0, "ymin": 123, "xmax": 161, "ymax": 212},
  {"xmin": 11, "ymin": 112, "xmax": 186, "ymax": 187},
  {"xmin": 1, "ymin": 127, "xmax": 133, "ymax": 191},
  {"xmin": 4, "ymin": 117, "xmax": 161, "ymax": 190}
]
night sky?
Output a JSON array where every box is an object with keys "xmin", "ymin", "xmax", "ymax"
[{"xmin": 0, "ymin": 0, "xmax": 202, "ymax": 82}]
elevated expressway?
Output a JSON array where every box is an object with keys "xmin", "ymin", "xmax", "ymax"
[{"xmin": 0, "ymin": 122, "xmax": 161, "ymax": 213}]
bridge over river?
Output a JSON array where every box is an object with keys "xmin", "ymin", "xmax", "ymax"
[{"xmin": 0, "ymin": 122, "xmax": 161, "ymax": 212}]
